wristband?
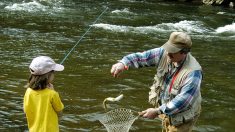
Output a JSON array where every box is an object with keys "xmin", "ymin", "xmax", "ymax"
[
  {"xmin": 119, "ymin": 62, "xmax": 128, "ymax": 70},
  {"xmin": 124, "ymin": 65, "xmax": 129, "ymax": 70}
]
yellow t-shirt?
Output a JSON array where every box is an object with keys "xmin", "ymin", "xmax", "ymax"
[{"xmin": 24, "ymin": 88, "xmax": 64, "ymax": 132}]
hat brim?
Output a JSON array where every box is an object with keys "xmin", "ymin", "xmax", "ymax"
[
  {"xmin": 53, "ymin": 64, "xmax": 64, "ymax": 71},
  {"xmin": 162, "ymin": 41, "xmax": 182, "ymax": 53}
]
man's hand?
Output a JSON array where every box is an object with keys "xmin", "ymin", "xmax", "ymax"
[
  {"xmin": 110, "ymin": 62, "xmax": 127, "ymax": 77},
  {"xmin": 138, "ymin": 108, "xmax": 161, "ymax": 119}
]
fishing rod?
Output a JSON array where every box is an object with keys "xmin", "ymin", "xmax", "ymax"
[{"xmin": 60, "ymin": 7, "xmax": 108, "ymax": 64}]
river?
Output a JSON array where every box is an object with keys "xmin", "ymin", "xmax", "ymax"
[{"xmin": 0, "ymin": 0, "xmax": 235, "ymax": 132}]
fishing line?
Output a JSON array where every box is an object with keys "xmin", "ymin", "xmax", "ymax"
[
  {"xmin": 60, "ymin": 7, "xmax": 108, "ymax": 64},
  {"xmin": 60, "ymin": 7, "xmax": 108, "ymax": 112}
]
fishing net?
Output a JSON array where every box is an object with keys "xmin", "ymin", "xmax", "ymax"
[{"xmin": 99, "ymin": 108, "xmax": 138, "ymax": 132}]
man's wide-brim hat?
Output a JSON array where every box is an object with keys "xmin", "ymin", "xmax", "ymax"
[{"xmin": 162, "ymin": 32, "xmax": 192, "ymax": 53}]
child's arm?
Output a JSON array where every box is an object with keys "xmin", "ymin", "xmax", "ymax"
[{"xmin": 52, "ymin": 92, "xmax": 64, "ymax": 115}]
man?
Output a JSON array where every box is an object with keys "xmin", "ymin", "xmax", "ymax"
[{"xmin": 110, "ymin": 32, "xmax": 202, "ymax": 132}]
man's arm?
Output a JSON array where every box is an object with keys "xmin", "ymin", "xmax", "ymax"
[
  {"xmin": 159, "ymin": 70, "xmax": 202, "ymax": 115},
  {"xmin": 120, "ymin": 48, "xmax": 163, "ymax": 68},
  {"xmin": 111, "ymin": 48, "xmax": 163, "ymax": 77}
]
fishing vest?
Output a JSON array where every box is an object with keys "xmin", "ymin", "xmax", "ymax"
[{"xmin": 149, "ymin": 50, "xmax": 202, "ymax": 126}]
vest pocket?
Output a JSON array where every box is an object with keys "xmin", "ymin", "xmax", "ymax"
[
  {"xmin": 183, "ymin": 110, "xmax": 194, "ymax": 122},
  {"xmin": 170, "ymin": 109, "xmax": 195, "ymax": 126},
  {"xmin": 170, "ymin": 114, "xmax": 183, "ymax": 126}
]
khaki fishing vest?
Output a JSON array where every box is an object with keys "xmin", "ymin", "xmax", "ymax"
[{"xmin": 149, "ymin": 50, "xmax": 202, "ymax": 126}]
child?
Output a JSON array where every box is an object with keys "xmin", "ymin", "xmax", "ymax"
[{"xmin": 23, "ymin": 56, "xmax": 64, "ymax": 132}]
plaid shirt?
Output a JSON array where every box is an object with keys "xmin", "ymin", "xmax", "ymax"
[{"xmin": 120, "ymin": 48, "xmax": 202, "ymax": 115}]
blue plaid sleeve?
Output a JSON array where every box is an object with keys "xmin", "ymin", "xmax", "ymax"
[
  {"xmin": 159, "ymin": 70, "xmax": 202, "ymax": 115},
  {"xmin": 119, "ymin": 48, "xmax": 163, "ymax": 68}
]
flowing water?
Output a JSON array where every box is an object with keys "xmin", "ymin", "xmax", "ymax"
[{"xmin": 0, "ymin": 0, "xmax": 235, "ymax": 131}]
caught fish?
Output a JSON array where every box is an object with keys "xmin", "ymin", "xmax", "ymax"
[{"xmin": 103, "ymin": 94, "xmax": 124, "ymax": 110}]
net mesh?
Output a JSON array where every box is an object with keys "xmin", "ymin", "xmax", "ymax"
[{"xmin": 99, "ymin": 108, "xmax": 138, "ymax": 132}]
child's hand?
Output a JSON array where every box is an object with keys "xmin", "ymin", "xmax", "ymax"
[{"xmin": 47, "ymin": 83, "xmax": 54, "ymax": 90}]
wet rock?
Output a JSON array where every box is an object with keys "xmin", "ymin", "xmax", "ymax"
[{"xmin": 202, "ymin": 0, "xmax": 234, "ymax": 8}]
